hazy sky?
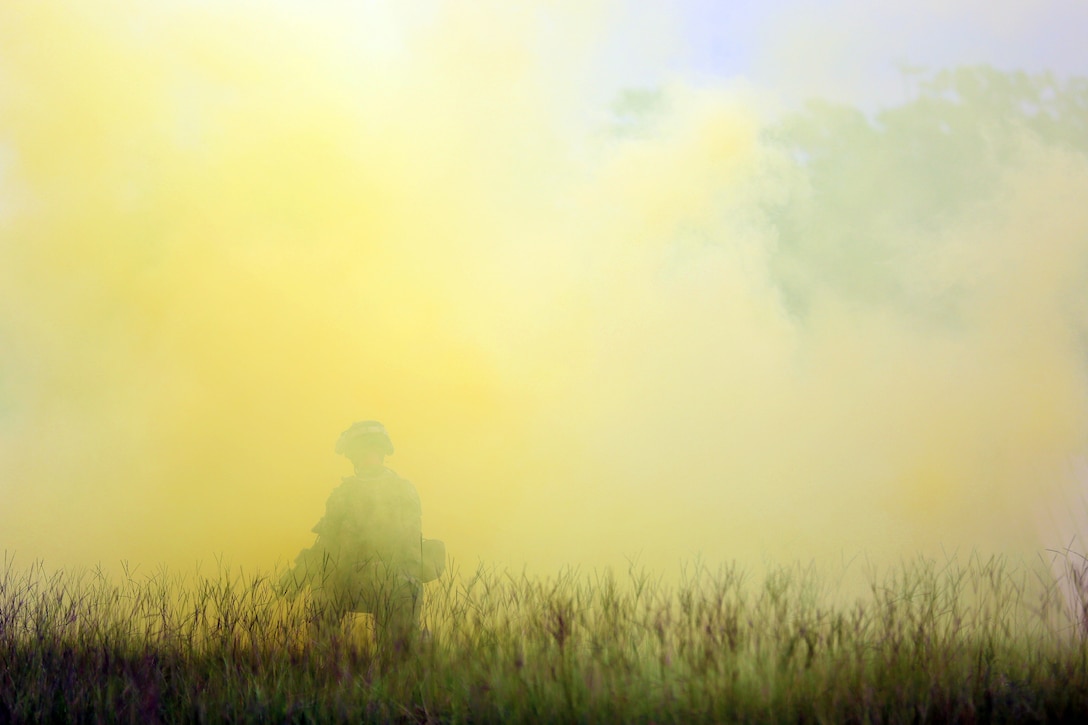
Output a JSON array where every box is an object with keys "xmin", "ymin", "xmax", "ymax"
[
  {"xmin": 1, "ymin": 1, "xmax": 1086, "ymax": 578},
  {"xmin": 270, "ymin": 0, "xmax": 1088, "ymax": 116},
  {"xmin": 603, "ymin": 0, "xmax": 1088, "ymax": 105}
]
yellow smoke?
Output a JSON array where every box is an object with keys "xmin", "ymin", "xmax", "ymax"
[{"xmin": 1, "ymin": 2, "xmax": 1086, "ymax": 577}]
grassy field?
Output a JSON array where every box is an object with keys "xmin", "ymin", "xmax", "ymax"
[{"xmin": 2, "ymin": 551, "xmax": 1088, "ymax": 723}]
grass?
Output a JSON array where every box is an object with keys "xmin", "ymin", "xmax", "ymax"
[{"xmin": 2, "ymin": 550, "xmax": 1088, "ymax": 723}]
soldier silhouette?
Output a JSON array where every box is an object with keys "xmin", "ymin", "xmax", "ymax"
[{"xmin": 283, "ymin": 421, "xmax": 445, "ymax": 650}]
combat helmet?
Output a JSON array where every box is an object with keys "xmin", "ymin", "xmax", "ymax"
[{"xmin": 335, "ymin": 420, "xmax": 394, "ymax": 457}]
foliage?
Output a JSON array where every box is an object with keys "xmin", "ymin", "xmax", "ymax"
[
  {"xmin": 3, "ymin": 552, "xmax": 1088, "ymax": 722},
  {"xmin": 763, "ymin": 66, "xmax": 1088, "ymax": 319}
]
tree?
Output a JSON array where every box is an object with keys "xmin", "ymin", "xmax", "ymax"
[{"xmin": 763, "ymin": 66, "xmax": 1088, "ymax": 320}]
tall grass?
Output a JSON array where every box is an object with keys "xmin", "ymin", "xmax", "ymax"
[{"xmin": 2, "ymin": 550, "xmax": 1088, "ymax": 722}]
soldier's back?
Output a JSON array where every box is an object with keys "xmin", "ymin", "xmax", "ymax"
[{"xmin": 314, "ymin": 466, "xmax": 422, "ymax": 569}]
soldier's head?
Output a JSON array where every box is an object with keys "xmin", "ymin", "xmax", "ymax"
[{"xmin": 335, "ymin": 420, "xmax": 394, "ymax": 467}]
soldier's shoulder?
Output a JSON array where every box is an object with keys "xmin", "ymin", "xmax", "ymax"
[
  {"xmin": 341, "ymin": 467, "xmax": 418, "ymax": 499},
  {"xmin": 324, "ymin": 476, "xmax": 364, "ymax": 505},
  {"xmin": 386, "ymin": 466, "xmax": 418, "ymax": 485},
  {"xmin": 329, "ymin": 476, "xmax": 361, "ymax": 493},
  {"xmin": 382, "ymin": 466, "xmax": 411, "ymax": 482},
  {"xmin": 349, "ymin": 466, "xmax": 401, "ymax": 481},
  {"xmin": 384, "ymin": 468, "xmax": 421, "ymax": 503},
  {"xmin": 336, "ymin": 468, "xmax": 413, "ymax": 491}
]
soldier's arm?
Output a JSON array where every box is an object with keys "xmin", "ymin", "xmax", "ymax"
[
  {"xmin": 405, "ymin": 482, "xmax": 423, "ymax": 543},
  {"xmin": 419, "ymin": 539, "xmax": 446, "ymax": 582},
  {"xmin": 401, "ymin": 480, "xmax": 428, "ymax": 575},
  {"xmin": 279, "ymin": 540, "xmax": 330, "ymax": 594},
  {"xmin": 311, "ymin": 484, "xmax": 347, "ymax": 539}
]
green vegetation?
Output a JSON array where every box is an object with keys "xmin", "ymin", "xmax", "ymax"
[
  {"xmin": 3, "ymin": 553, "xmax": 1088, "ymax": 722},
  {"xmin": 764, "ymin": 66, "xmax": 1088, "ymax": 321}
]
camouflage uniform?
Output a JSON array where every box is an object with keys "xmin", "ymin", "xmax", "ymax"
[
  {"xmin": 285, "ymin": 421, "xmax": 444, "ymax": 650},
  {"xmin": 290, "ymin": 464, "xmax": 422, "ymax": 647}
]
